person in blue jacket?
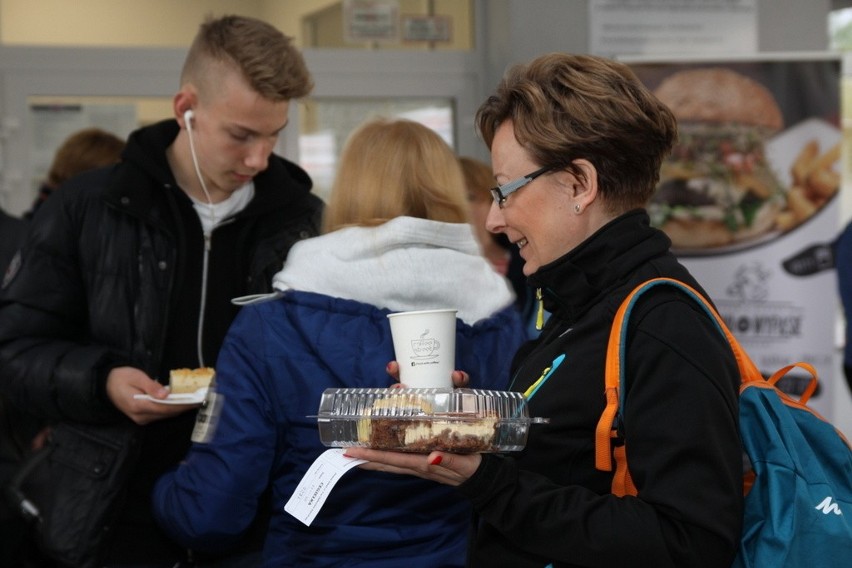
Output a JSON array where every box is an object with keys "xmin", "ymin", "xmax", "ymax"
[{"xmin": 152, "ymin": 117, "xmax": 527, "ymax": 567}]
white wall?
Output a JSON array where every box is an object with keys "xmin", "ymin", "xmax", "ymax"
[{"xmin": 759, "ymin": 0, "xmax": 832, "ymax": 52}]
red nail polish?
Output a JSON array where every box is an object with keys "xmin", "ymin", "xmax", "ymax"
[{"xmin": 430, "ymin": 455, "xmax": 443, "ymax": 466}]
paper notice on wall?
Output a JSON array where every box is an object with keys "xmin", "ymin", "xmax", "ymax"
[
  {"xmin": 589, "ymin": 0, "xmax": 757, "ymax": 58},
  {"xmin": 343, "ymin": 0, "xmax": 399, "ymax": 44}
]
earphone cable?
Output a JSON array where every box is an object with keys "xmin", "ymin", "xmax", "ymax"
[{"xmin": 185, "ymin": 114, "xmax": 217, "ymax": 228}]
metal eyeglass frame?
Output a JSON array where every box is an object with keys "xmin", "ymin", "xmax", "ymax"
[{"xmin": 490, "ymin": 166, "xmax": 551, "ymax": 208}]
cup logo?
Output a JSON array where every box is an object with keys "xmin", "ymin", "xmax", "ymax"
[{"xmin": 410, "ymin": 329, "xmax": 440, "ymax": 359}]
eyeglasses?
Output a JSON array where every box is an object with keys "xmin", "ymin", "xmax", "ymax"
[{"xmin": 490, "ymin": 166, "xmax": 551, "ymax": 208}]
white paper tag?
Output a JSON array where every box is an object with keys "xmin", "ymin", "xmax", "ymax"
[
  {"xmin": 284, "ymin": 448, "xmax": 366, "ymax": 526},
  {"xmin": 191, "ymin": 389, "xmax": 222, "ymax": 444}
]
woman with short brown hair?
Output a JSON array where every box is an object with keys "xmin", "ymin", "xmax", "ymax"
[{"xmin": 349, "ymin": 53, "xmax": 743, "ymax": 568}]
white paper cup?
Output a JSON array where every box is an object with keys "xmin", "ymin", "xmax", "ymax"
[{"xmin": 387, "ymin": 308, "xmax": 457, "ymax": 389}]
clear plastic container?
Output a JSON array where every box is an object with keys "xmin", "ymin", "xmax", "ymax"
[{"xmin": 314, "ymin": 388, "xmax": 547, "ymax": 453}]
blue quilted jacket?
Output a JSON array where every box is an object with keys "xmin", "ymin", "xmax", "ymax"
[{"xmin": 153, "ymin": 290, "xmax": 526, "ymax": 567}]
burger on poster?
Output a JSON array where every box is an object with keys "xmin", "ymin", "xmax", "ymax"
[{"xmin": 649, "ymin": 68, "xmax": 786, "ymax": 251}]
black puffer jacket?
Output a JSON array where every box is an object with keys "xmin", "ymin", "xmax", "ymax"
[
  {"xmin": 0, "ymin": 119, "xmax": 323, "ymax": 562},
  {"xmin": 0, "ymin": 208, "xmax": 26, "ymax": 274},
  {"xmin": 0, "ymin": 120, "xmax": 323, "ymax": 423}
]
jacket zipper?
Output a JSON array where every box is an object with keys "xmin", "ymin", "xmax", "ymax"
[{"xmin": 195, "ymin": 217, "xmax": 237, "ymax": 367}]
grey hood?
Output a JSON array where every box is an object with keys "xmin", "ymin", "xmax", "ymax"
[{"xmin": 271, "ymin": 216, "xmax": 515, "ymax": 324}]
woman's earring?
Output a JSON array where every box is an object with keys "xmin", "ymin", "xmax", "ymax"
[{"xmin": 574, "ymin": 204, "xmax": 582, "ymax": 214}]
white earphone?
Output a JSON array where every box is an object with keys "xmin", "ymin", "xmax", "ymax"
[
  {"xmin": 182, "ymin": 104, "xmax": 215, "ymax": 367},
  {"xmin": 183, "ymin": 106, "xmax": 215, "ymax": 217}
]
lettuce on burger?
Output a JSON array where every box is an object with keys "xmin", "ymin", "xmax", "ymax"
[{"xmin": 650, "ymin": 67, "xmax": 786, "ymax": 250}]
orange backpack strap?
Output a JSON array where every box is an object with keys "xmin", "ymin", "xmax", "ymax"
[
  {"xmin": 752, "ymin": 361, "xmax": 848, "ymax": 447},
  {"xmin": 766, "ymin": 362, "xmax": 818, "ymax": 404},
  {"xmin": 594, "ymin": 277, "xmax": 763, "ymax": 497}
]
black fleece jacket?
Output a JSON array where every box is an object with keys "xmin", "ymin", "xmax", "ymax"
[{"xmin": 457, "ymin": 210, "xmax": 743, "ymax": 568}]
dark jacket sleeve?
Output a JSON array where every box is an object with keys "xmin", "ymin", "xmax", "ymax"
[
  {"xmin": 0, "ymin": 192, "xmax": 122, "ymax": 424},
  {"xmin": 457, "ymin": 299, "xmax": 742, "ymax": 568}
]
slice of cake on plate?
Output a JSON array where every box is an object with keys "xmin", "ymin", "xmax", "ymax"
[{"xmin": 169, "ymin": 367, "xmax": 215, "ymax": 394}]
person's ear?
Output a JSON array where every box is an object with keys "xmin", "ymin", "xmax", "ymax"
[
  {"xmin": 173, "ymin": 89, "xmax": 196, "ymax": 128},
  {"xmin": 568, "ymin": 159, "xmax": 598, "ymax": 210}
]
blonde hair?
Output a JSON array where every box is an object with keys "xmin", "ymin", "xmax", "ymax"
[
  {"xmin": 322, "ymin": 118, "xmax": 470, "ymax": 233},
  {"xmin": 181, "ymin": 14, "xmax": 313, "ymax": 102}
]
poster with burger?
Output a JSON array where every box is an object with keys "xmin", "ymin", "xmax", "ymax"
[
  {"xmin": 628, "ymin": 57, "xmax": 842, "ymax": 419},
  {"xmin": 641, "ymin": 65, "xmax": 841, "ymax": 254}
]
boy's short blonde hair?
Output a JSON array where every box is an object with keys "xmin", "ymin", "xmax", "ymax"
[{"xmin": 181, "ymin": 14, "xmax": 313, "ymax": 103}]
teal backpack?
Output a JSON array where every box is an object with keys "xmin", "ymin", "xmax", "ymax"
[{"xmin": 596, "ymin": 277, "xmax": 852, "ymax": 567}]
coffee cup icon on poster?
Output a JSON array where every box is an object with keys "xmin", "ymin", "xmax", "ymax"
[{"xmin": 410, "ymin": 330, "xmax": 440, "ymax": 359}]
